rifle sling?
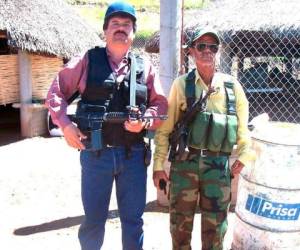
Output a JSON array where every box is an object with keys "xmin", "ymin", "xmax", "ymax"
[
  {"xmin": 67, "ymin": 90, "xmax": 80, "ymax": 105},
  {"xmin": 224, "ymin": 81, "xmax": 236, "ymax": 115},
  {"xmin": 185, "ymin": 69, "xmax": 197, "ymax": 110},
  {"xmin": 129, "ymin": 52, "xmax": 137, "ymax": 107}
]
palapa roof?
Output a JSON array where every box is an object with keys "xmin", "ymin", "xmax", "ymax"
[
  {"xmin": 146, "ymin": 0, "xmax": 300, "ymax": 55},
  {"xmin": 0, "ymin": 0, "xmax": 103, "ymax": 58}
]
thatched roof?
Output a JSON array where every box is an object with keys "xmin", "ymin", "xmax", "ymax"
[
  {"xmin": 0, "ymin": 0, "xmax": 103, "ymax": 58},
  {"xmin": 146, "ymin": 0, "xmax": 300, "ymax": 55}
]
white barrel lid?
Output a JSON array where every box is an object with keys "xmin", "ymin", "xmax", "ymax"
[{"xmin": 251, "ymin": 122, "xmax": 300, "ymax": 146}]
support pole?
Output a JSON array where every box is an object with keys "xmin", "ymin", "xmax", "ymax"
[
  {"xmin": 159, "ymin": 0, "xmax": 183, "ymax": 94},
  {"xmin": 157, "ymin": 0, "xmax": 183, "ymax": 207},
  {"xmin": 18, "ymin": 50, "xmax": 33, "ymax": 137}
]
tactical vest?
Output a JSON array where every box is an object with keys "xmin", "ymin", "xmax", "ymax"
[
  {"xmin": 186, "ymin": 70, "xmax": 238, "ymax": 153},
  {"xmin": 78, "ymin": 47, "xmax": 148, "ymax": 147}
]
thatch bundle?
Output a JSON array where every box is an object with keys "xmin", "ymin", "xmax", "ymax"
[
  {"xmin": 145, "ymin": 0, "xmax": 300, "ymax": 54},
  {"xmin": 0, "ymin": 0, "xmax": 103, "ymax": 58}
]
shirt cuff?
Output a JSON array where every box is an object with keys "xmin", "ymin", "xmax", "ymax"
[
  {"xmin": 238, "ymin": 152, "xmax": 255, "ymax": 167},
  {"xmin": 54, "ymin": 114, "xmax": 72, "ymax": 130},
  {"xmin": 153, "ymin": 160, "xmax": 165, "ymax": 172}
]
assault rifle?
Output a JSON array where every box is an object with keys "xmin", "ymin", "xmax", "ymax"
[
  {"xmin": 71, "ymin": 104, "xmax": 167, "ymax": 152},
  {"xmin": 168, "ymin": 88, "xmax": 214, "ymax": 162}
]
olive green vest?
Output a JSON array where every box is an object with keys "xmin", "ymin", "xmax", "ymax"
[{"xmin": 186, "ymin": 70, "xmax": 238, "ymax": 153}]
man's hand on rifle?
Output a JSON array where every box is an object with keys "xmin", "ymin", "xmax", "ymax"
[
  {"xmin": 124, "ymin": 120, "xmax": 147, "ymax": 133},
  {"xmin": 63, "ymin": 123, "xmax": 87, "ymax": 150},
  {"xmin": 124, "ymin": 106, "xmax": 147, "ymax": 133}
]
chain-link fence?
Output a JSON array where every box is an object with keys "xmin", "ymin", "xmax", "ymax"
[
  {"xmin": 68, "ymin": 0, "xmax": 299, "ymax": 123},
  {"xmin": 181, "ymin": 0, "xmax": 300, "ymax": 124}
]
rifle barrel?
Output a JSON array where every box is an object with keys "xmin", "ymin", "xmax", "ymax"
[{"xmin": 71, "ymin": 112, "xmax": 168, "ymax": 124}]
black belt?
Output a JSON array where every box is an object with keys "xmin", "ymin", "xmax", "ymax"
[{"xmin": 188, "ymin": 147, "xmax": 230, "ymax": 157}]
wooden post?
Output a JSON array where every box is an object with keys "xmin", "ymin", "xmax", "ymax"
[{"xmin": 18, "ymin": 50, "xmax": 33, "ymax": 137}]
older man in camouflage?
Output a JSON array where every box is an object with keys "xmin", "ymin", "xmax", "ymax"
[{"xmin": 153, "ymin": 27, "xmax": 254, "ymax": 249}]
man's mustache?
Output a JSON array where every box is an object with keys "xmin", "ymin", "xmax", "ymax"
[
  {"xmin": 114, "ymin": 30, "xmax": 128, "ymax": 36},
  {"xmin": 201, "ymin": 52, "xmax": 215, "ymax": 58}
]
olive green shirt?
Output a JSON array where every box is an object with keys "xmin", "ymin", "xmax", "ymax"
[{"xmin": 153, "ymin": 70, "xmax": 255, "ymax": 171}]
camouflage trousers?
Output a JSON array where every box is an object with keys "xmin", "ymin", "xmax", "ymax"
[{"xmin": 169, "ymin": 155, "xmax": 231, "ymax": 250}]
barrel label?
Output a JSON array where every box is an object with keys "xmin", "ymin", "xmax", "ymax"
[{"xmin": 245, "ymin": 194, "xmax": 300, "ymax": 220}]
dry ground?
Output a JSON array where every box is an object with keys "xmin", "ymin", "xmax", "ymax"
[{"xmin": 0, "ymin": 135, "xmax": 235, "ymax": 250}]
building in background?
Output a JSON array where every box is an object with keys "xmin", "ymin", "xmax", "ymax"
[
  {"xmin": 146, "ymin": 0, "xmax": 300, "ymax": 123},
  {"xmin": 0, "ymin": 0, "xmax": 103, "ymax": 137}
]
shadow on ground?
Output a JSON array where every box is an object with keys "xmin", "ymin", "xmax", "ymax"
[
  {"xmin": 13, "ymin": 215, "xmax": 84, "ymax": 236},
  {"xmin": 13, "ymin": 200, "xmax": 168, "ymax": 236}
]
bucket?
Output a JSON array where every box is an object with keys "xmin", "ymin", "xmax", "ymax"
[{"xmin": 232, "ymin": 122, "xmax": 300, "ymax": 249}]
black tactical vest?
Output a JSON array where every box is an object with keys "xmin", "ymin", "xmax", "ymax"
[{"xmin": 79, "ymin": 47, "xmax": 148, "ymax": 146}]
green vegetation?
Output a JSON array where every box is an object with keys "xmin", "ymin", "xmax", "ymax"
[
  {"xmin": 70, "ymin": 0, "xmax": 209, "ymax": 41},
  {"xmin": 67, "ymin": 0, "xmax": 208, "ymax": 11},
  {"xmin": 73, "ymin": 6, "xmax": 160, "ymax": 38}
]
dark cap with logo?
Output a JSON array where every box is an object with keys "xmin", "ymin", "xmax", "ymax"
[{"xmin": 184, "ymin": 27, "xmax": 220, "ymax": 48}]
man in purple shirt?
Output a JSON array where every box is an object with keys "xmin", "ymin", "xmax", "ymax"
[{"xmin": 46, "ymin": 2, "xmax": 167, "ymax": 249}]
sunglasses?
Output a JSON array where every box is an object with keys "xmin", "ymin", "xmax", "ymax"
[{"xmin": 193, "ymin": 43, "xmax": 219, "ymax": 53}]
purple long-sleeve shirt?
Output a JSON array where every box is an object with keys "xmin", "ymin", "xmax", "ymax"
[{"xmin": 46, "ymin": 48, "xmax": 168, "ymax": 130}]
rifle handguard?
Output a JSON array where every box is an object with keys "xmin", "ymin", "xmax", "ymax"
[{"xmin": 103, "ymin": 112, "xmax": 128, "ymax": 123}]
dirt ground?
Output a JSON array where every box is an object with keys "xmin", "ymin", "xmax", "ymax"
[{"xmin": 0, "ymin": 135, "xmax": 236, "ymax": 250}]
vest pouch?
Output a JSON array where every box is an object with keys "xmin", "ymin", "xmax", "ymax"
[
  {"xmin": 187, "ymin": 111, "xmax": 211, "ymax": 149},
  {"xmin": 221, "ymin": 114, "xmax": 238, "ymax": 153},
  {"xmin": 207, "ymin": 113, "xmax": 227, "ymax": 152}
]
